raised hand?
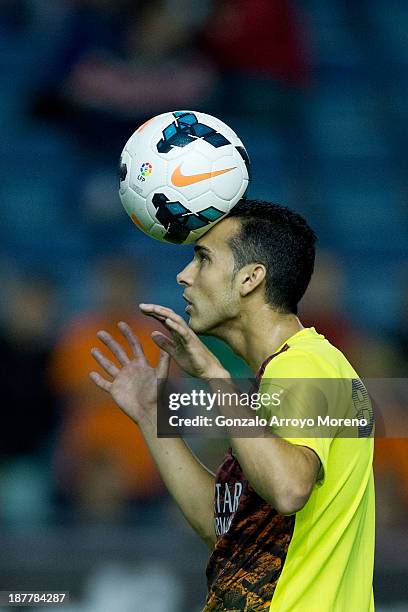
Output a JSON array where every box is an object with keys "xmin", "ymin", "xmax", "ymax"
[
  {"xmin": 89, "ymin": 321, "xmax": 170, "ymax": 426},
  {"xmin": 139, "ymin": 303, "xmax": 229, "ymax": 380}
]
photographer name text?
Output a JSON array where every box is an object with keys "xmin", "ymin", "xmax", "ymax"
[{"xmin": 167, "ymin": 415, "xmax": 368, "ymax": 428}]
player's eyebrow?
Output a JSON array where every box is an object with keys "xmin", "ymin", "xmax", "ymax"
[{"xmin": 194, "ymin": 245, "xmax": 213, "ymax": 256}]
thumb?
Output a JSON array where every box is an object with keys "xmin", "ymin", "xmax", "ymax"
[
  {"xmin": 151, "ymin": 330, "xmax": 176, "ymax": 355},
  {"xmin": 156, "ymin": 348, "xmax": 170, "ymax": 380}
]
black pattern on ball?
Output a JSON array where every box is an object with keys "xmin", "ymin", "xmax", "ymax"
[
  {"xmin": 236, "ymin": 146, "xmax": 251, "ymax": 180},
  {"xmin": 119, "ymin": 160, "xmax": 128, "ymax": 182},
  {"xmin": 157, "ymin": 112, "xmax": 231, "ymax": 154},
  {"xmin": 152, "ymin": 193, "xmax": 225, "ymax": 244}
]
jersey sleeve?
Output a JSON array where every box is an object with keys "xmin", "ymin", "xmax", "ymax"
[
  {"xmin": 280, "ymin": 437, "xmax": 330, "ymax": 486},
  {"xmin": 258, "ymin": 349, "xmax": 334, "ymax": 486}
]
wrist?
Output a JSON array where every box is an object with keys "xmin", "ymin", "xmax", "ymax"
[
  {"xmin": 137, "ymin": 403, "xmax": 157, "ymax": 431},
  {"xmin": 202, "ymin": 365, "xmax": 231, "ymax": 382}
]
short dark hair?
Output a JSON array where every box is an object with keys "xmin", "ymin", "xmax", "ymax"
[{"xmin": 226, "ymin": 199, "xmax": 317, "ymax": 314}]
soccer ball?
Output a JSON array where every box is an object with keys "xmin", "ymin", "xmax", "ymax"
[{"xmin": 119, "ymin": 110, "xmax": 250, "ymax": 244}]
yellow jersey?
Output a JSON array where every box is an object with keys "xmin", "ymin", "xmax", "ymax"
[{"xmin": 259, "ymin": 327, "xmax": 375, "ymax": 612}]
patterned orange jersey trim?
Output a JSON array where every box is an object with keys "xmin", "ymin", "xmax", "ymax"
[
  {"xmin": 203, "ymin": 345, "xmax": 293, "ymax": 611},
  {"xmin": 204, "ymin": 448, "xmax": 294, "ymax": 611}
]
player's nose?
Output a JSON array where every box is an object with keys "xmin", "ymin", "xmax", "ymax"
[{"xmin": 177, "ymin": 263, "xmax": 193, "ymax": 287}]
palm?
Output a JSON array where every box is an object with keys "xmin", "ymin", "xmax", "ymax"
[
  {"xmin": 89, "ymin": 322, "xmax": 170, "ymax": 425},
  {"xmin": 89, "ymin": 308, "xmax": 228, "ymax": 425},
  {"xmin": 110, "ymin": 361, "xmax": 153, "ymax": 419}
]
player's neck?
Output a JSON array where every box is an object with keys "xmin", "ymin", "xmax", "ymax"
[{"xmin": 220, "ymin": 307, "xmax": 303, "ymax": 373}]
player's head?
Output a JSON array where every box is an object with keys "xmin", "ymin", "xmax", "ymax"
[
  {"xmin": 176, "ymin": 199, "xmax": 316, "ymax": 335},
  {"xmin": 227, "ymin": 199, "xmax": 317, "ymax": 313}
]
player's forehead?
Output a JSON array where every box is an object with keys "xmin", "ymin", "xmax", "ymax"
[{"xmin": 195, "ymin": 217, "xmax": 240, "ymax": 255}]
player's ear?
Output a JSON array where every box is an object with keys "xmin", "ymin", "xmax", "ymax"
[{"xmin": 239, "ymin": 264, "xmax": 266, "ymax": 297}]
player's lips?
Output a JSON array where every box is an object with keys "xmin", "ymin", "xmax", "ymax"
[{"xmin": 183, "ymin": 294, "xmax": 194, "ymax": 312}]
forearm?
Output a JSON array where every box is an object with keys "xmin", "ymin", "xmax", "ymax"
[
  {"xmin": 230, "ymin": 437, "xmax": 318, "ymax": 514},
  {"xmin": 89, "ymin": 320, "xmax": 217, "ymax": 546},
  {"xmin": 139, "ymin": 413, "xmax": 216, "ymax": 547},
  {"xmin": 206, "ymin": 377, "xmax": 318, "ymax": 514}
]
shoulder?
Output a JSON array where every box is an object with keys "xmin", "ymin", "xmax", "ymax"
[
  {"xmin": 262, "ymin": 347, "xmax": 325, "ymax": 379},
  {"xmin": 262, "ymin": 332, "xmax": 355, "ymax": 380}
]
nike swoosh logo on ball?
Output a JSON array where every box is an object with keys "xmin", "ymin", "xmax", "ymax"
[{"xmin": 171, "ymin": 165, "xmax": 236, "ymax": 187}]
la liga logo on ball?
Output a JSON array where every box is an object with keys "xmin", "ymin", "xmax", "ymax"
[
  {"xmin": 138, "ymin": 162, "xmax": 153, "ymax": 181},
  {"xmin": 119, "ymin": 110, "xmax": 251, "ymax": 244}
]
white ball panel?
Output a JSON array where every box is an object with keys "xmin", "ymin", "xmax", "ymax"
[
  {"xmin": 126, "ymin": 147, "xmax": 168, "ymax": 201},
  {"xmin": 122, "ymin": 189, "xmax": 155, "ymax": 229},
  {"xmin": 126, "ymin": 112, "xmax": 169, "ymax": 146},
  {"xmin": 192, "ymin": 138, "xmax": 233, "ymax": 162},
  {"xmin": 186, "ymin": 189, "xmax": 212, "ymax": 204},
  {"xmin": 191, "ymin": 191, "xmax": 230, "ymax": 213},
  {"xmin": 167, "ymin": 149, "xmax": 213, "ymax": 200},
  {"xmin": 210, "ymin": 155, "xmax": 245, "ymax": 201}
]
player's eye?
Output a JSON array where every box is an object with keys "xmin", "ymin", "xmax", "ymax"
[
  {"xmin": 199, "ymin": 253, "xmax": 210, "ymax": 264},
  {"xmin": 194, "ymin": 251, "xmax": 210, "ymax": 265}
]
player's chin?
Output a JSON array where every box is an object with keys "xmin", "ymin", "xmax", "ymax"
[
  {"xmin": 188, "ymin": 313, "xmax": 209, "ymax": 335},
  {"xmin": 188, "ymin": 315, "xmax": 201, "ymax": 333}
]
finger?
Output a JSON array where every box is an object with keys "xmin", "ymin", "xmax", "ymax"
[
  {"xmin": 164, "ymin": 317, "xmax": 190, "ymax": 343},
  {"xmin": 140, "ymin": 309, "xmax": 167, "ymax": 323},
  {"xmin": 97, "ymin": 330, "xmax": 130, "ymax": 365},
  {"xmin": 156, "ymin": 349, "xmax": 170, "ymax": 380},
  {"xmin": 118, "ymin": 321, "xmax": 146, "ymax": 362},
  {"xmin": 140, "ymin": 304, "xmax": 186, "ymax": 327},
  {"xmin": 140, "ymin": 304, "xmax": 191, "ymax": 344},
  {"xmin": 89, "ymin": 371, "xmax": 112, "ymax": 392},
  {"xmin": 151, "ymin": 330, "xmax": 176, "ymax": 353},
  {"xmin": 91, "ymin": 347, "xmax": 119, "ymax": 378}
]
